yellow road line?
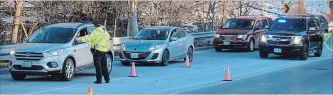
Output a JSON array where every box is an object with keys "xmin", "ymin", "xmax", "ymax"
[
  {"xmin": 171, "ymin": 57, "xmax": 332, "ymax": 94},
  {"xmin": 323, "ymin": 33, "xmax": 332, "ymax": 52}
]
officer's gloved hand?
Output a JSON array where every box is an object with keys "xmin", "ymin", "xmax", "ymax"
[{"xmin": 75, "ymin": 37, "xmax": 82, "ymax": 43}]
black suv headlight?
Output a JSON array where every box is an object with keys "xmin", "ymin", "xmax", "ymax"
[
  {"xmin": 292, "ymin": 36, "xmax": 303, "ymax": 45},
  {"xmin": 260, "ymin": 35, "xmax": 267, "ymax": 43}
]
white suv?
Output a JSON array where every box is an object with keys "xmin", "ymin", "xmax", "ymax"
[{"xmin": 9, "ymin": 23, "xmax": 114, "ymax": 81}]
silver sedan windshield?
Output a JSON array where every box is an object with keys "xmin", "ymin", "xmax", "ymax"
[{"xmin": 134, "ymin": 29, "xmax": 169, "ymax": 40}]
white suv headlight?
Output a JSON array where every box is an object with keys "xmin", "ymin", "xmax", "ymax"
[
  {"xmin": 148, "ymin": 44, "xmax": 164, "ymax": 51},
  {"xmin": 46, "ymin": 49, "xmax": 64, "ymax": 56},
  {"xmin": 293, "ymin": 36, "xmax": 303, "ymax": 44}
]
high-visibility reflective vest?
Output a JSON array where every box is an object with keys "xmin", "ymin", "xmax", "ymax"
[{"xmin": 80, "ymin": 27, "xmax": 111, "ymax": 52}]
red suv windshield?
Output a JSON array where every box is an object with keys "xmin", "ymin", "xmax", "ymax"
[{"xmin": 221, "ymin": 19, "xmax": 255, "ymax": 30}]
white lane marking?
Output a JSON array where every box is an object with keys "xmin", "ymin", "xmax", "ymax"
[
  {"xmin": 170, "ymin": 68, "xmax": 181, "ymax": 71},
  {"xmin": 168, "ymin": 57, "xmax": 244, "ymax": 71},
  {"xmin": 170, "ymin": 57, "xmax": 332, "ymax": 94},
  {"xmin": 21, "ymin": 86, "xmax": 74, "ymax": 95}
]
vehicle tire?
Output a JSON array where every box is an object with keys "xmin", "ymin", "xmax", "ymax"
[
  {"xmin": 247, "ymin": 39, "xmax": 255, "ymax": 52},
  {"xmin": 106, "ymin": 54, "xmax": 113, "ymax": 74},
  {"xmin": 215, "ymin": 47, "xmax": 222, "ymax": 52},
  {"xmin": 160, "ymin": 50, "xmax": 170, "ymax": 66},
  {"xmin": 184, "ymin": 47, "xmax": 194, "ymax": 62},
  {"xmin": 121, "ymin": 62, "xmax": 130, "ymax": 66},
  {"xmin": 11, "ymin": 73, "xmax": 26, "ymax": 80},
  {"xmin": 299, "ymin": 43, "xmax": 308, "ymax": 60},
  {"xmin": 61, "ymin": 58, "xmax": 75, "ymax": 81},
  {"xmin": 314, "ymin": 41, "xmax": 323, "ymax": 57},
  {"xmin": 259, "ymin": 50, "xmax": 268, "ymax": 58}
]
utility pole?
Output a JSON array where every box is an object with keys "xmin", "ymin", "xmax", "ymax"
[
  {"xmin": 329, "ymin": 0, "xmax": 333, "ymax": 18},
  {"xmin": 12, "ymin": 0, "xmax": 23, "ymax": 43},
  {"xmin": 261, "ymin": 0, "xmax": 264, "ymax": 16}
]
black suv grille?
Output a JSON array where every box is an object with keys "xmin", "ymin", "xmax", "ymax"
[
  {"xmin": 267, "ymin": 36, "xmax": 293, "ymax": 45},
  {"xmin": 123, "ymin": 51, "xmax": 151, "ymax": 60},
  {"xmin": 15, "ymin": 52, "xmax": 44, "ymax": 61}
]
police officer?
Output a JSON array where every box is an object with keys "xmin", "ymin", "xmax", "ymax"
[{"xmin": 76, "ymin": 23, "xmax": 111, "ymax": 84}]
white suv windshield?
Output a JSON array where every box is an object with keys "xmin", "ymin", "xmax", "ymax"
[{"xmin": 27, "ymin": 27, "xmax": 76, "ymax": 43}]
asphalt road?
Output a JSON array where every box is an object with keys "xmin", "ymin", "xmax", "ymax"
[
  {"xmin": 0, "ymin": 39, "xmax": 332, "ymax": 94},
  {"xmin": 177, "ymin": 56, "xmax": 332, "ymax": 94}
]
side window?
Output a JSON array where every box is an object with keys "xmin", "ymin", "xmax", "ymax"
[
  {"xmin": 170, "ymin": 29, "xmax": 179, "ymax": 38},
  {"xmin": 320, "ymin": 17, "xmax": 327, "ymax": 23},
  {"xmin": 77, "ymin": 27, "xmax": 88, "ymax": 37},
  {"xmin": 255, "ymin": 20, "xmax": 262, "ymax": 29},
  {"xmin": 261, "ymin": 19, "xmax": 268, "ymax": 29},
  {"xmin": 268, "ymin": 18, "xmax": 273, "ymax": 25},
  {"xmin": 308, "ymin": 19, "xmax": 319, "ymax": 28},
  {"xmin": 87, "ymin": 26, "xmax": 95, "ymax": 34},
  {"xmin": 178, "ymin": 29, "xmax": 186, "ymax": 38}
]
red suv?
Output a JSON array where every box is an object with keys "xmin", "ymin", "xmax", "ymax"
[{"xmin": 213, "ymin": 16, "xmax": 273, "ymax": 52}]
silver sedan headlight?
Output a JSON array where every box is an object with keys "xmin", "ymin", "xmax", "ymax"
[
  {"xmin": 121, "ymin": 44, "xmax": 126, "ymax": 51},
  {"xmin": 10, "ymin": 49, "xmax": 16, "ymax": 55},
  {"xmin": 148, "ymin": 44, "xmax": 164, "ymax": 51},
  {"xmin": 214, "ymin": 34, "xmax": 220, "ymax": 38},
  {"xmin": 45, "ymin": 49, "xmax": 64, "ymax": 56}
]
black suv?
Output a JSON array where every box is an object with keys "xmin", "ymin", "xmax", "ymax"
[{"xmin": 259, "ymin": 16, "xmax": 324, "ymax": 60}]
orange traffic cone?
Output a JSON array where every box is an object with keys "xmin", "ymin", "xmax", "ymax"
[
  {"xmin": 128, "ymin": 62, "xmax": 138, "ymax": 77},
  {"xmin": 223, "ymin": 66, "xmax": 232, "ymax": 81},
  {"xmin": 88, "ymin": 86, "xmax": 93, "ymax": 95},
  {"xmin": 183, "ymin": 55, "xmax": 191, "ymax": 68}
]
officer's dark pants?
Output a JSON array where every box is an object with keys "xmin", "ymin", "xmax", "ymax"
[{"xmin": 91, "ymin": 49, "xmax": 110, "ymax": 82}]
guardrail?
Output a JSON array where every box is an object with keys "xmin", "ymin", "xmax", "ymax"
[
  {"xmin": 112, "ymin": 31, "xmax": 217, "ymax": 45},
  {"xmin": 111, "ymin": 31, "xmax": 217, "ymax": 56}
]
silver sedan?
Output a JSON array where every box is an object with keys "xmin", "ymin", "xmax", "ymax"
[{"xmin": 119, "ymin": 26, "xmax": 195, "ymax": 66}]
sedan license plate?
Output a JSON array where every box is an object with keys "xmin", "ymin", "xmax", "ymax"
[
  {"xmin": 130, "ymin": 53, "xmax": 139, "ymax": 58},
  {"xmin": 22, "ymin": 62, "xmax": 32, "ymax": 67},
  {"xmin": 224, "ymin": 41, "xmax": 230, "ymax": 45},
  {"xmin": 274, "ymin": 48, "xmax": 282, "ymax": 53}
]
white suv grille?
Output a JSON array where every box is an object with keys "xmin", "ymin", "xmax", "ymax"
[{"xmin": 15, "ymin": 52, "xmax": 44, "ymax": 61}]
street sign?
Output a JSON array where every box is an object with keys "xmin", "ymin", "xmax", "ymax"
[{"xmin": 283, "ymin": 4, "xmax": 290, "ymax": 13}]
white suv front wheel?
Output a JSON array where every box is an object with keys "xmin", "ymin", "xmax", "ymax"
[{"xmin": 61, "ymin": 58, "xmax": 75, "ymax": 81}]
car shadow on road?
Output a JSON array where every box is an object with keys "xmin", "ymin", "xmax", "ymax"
[
  {"xmin": 218, "ymin": 49, "xmax": 258, "ymax": 53},
  {"xmin": 10, "ymin": 76, "xmax": 68, "ymax": 82},
  {"xmin": 266, "ymin": 54, "xmax": 315, "ymax": 60},
  {"xmin": 114, "ymin": 61, "xmax": 184, "ymax": 67}
]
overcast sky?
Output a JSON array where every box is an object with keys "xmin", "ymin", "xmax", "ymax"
[{"xmin": 305, "ymin": 0, "xmax": 331, "ymax": 15}]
